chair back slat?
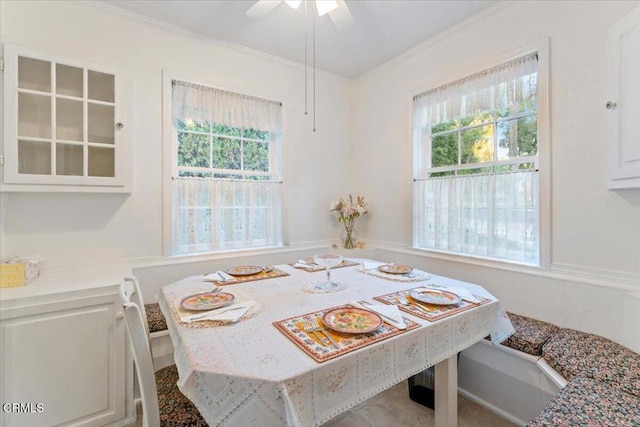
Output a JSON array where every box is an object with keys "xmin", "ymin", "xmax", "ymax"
[
  {"xmin": 121, "ymin": 286, "xmax": 160, "ymax": 427},
  {"xmin": 124, "ymin": 276, "xmax": 151, "ymax": 339}
]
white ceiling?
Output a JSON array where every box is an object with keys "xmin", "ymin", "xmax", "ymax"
[{"xmin": 102, "ymin": 0, "xmax": 497, "ymax": 79}]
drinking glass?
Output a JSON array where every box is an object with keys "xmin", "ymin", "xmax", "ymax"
[{"xmin": 312, "ymin": 253, "xmax": 344, "ymax": 292}]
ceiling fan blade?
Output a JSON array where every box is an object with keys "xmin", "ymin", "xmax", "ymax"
[
  {"xmin": 246, "ymin": 0, "xmax": 283, "ymax": 19},
  {"xmin": 328, "ymin": 0, "xmax": 355, "ymax": 30}
]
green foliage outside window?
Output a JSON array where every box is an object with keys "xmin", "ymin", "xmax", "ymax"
[{"xmin": 176, "ymin": 119, "xmax": 270, "ymax": 178}]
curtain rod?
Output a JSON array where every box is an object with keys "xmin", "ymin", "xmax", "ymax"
[{"xmin": 172, "ymin": 79, "xmax": 283, "ymax": 107}]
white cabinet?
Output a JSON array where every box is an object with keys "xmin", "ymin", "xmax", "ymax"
[
  {"xmin": 0, "ymin": 269, "xmax": 134, "ymax": 427},
  {"xmin": 608, "ymin": 7, "xmax": 640, "ymax": 189},
  {"xmin": 1, "ymin": 44, "xmax": 131, "ymax": 192}
]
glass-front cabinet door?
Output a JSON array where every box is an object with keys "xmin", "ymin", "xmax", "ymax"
[{"xmin": 2, "ymin": 44, "xmax": 131, "ymax": 192}]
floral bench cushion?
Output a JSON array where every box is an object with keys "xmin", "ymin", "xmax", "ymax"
[
  {"xmin": 145, "ymin": 302, "xmax": 168, "ymax": 334},
  {"xmin": 499, "ymin": 312, "xmax": 560, "ymax": 356},
  {"xmin": 527, "ymin": 376, "xmax": 640, "ymax": 426},
  {"xmin": 542, "ymin": 328, "xmax": 640, "ymax": 398}
]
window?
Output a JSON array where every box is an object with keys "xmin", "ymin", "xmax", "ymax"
[
  {"xmin": 171, "ymin": 80, "xmax": 283, "ymax": 255},
  {"xmin": 413, "ymin": 53, "xmax": 540, "ymax": 265}
]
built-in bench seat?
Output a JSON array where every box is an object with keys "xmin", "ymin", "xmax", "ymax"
[
  {"xmin": 542, "ymin": 328, "xmax": 640, "ymax": 399},
  {"xmin": 476, "ymin": 312, "xmax": 640, "ymax": 425},
  {"xmin": 528, "ymin": 376, "xmax": 640, "ymax": 426},
  {"xmin": 494, "ymin": 312, "xmax": 560, "ymax": 356},
  {"xmin": 145, "ymin": 302, "xmax": 168, "ymax": 334}
]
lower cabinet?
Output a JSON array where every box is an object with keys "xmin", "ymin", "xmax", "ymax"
[{"xmin": 0, "ymin": 287, "xmax": 131, "ymax": 427}]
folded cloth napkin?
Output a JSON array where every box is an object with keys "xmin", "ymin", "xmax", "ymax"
[
  {"xmin": 361, "ymin": 260, "xmax": 387, "ymax": 271},
  {"xmin": 419, "ymin": 286, "xmax": 480, "ymax": 304},
  {"xmin": 294, "ymin": 259, "xmax": 319, "ymax": 269},
  {"xmin": 203, "ymin": 271, "xmax": 236, "ymax": 282},
  {"xmin": 180, "ymin": 300, "xmax": 256, "ymax": 323},
  {"xmin": 349, "ymin": 301, "xmax": 406, "ymax": 330}
]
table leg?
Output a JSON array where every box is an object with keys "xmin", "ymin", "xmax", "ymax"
[{"xmin": 434, "ymin": 355, "xmax": 458, "ymax": 427}]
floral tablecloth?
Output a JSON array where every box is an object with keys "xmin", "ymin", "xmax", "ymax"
[{"xmin": 159, "ymin": 259, "xmax": 513, "ymax": 426}]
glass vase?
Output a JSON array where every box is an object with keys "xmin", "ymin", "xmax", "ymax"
[{"xmin": 343, "ymin": 228, "xmax": 357, "ymax": 249}]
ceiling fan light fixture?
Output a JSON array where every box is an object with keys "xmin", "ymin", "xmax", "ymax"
[
  {"xmin": 316, "ymin": 0, "xmax": 338, "ymax": 17},
  {"xmin": 285, "ymin": 0, "xmax": 302, "ymax": 9}
]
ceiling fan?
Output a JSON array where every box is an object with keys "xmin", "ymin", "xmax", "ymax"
[{"xmin": 246, "ymin": 0, "xmax": 355, "ymax": 29}]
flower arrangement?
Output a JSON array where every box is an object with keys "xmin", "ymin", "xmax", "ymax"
[{"xmin": 330, "ymin": 195, "xmax": 369, "ymax": 249}]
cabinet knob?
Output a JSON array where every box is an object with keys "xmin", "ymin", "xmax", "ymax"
[
  {"xmin": 605, "ymin": 101, "xmax": 617, "ymax": 110},
  {"xmin": 116, "ymin": 311, "xmax": 124, "ymax": 320},
  {"xmin": 115, "ymin": 122, "xmax": 125, "ymax": 129}
]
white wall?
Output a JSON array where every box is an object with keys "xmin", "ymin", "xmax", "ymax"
[
  {"xmin": 0, "ymin": 0, "xmax": 353, "ymax": 268},
  {"xmin": 353, "ymin": 1, "xmax": 640, "ymax": 351},
  {"xmin": 1, "ymin": 0, "xmax": 639, "ymax": 351}
]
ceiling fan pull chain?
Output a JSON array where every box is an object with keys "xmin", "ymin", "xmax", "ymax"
[
  {"xmin": 313, "ymin": 2, "xmax": 316, "ymax": 132},
  {"xmin": 304, "ymin": 0, "xmax": 308, "ymax": 116}
]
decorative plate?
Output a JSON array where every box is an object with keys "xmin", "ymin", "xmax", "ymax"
[
  {"xmin": 226, "ymin": 265, "xmax": 263, "ymax": 276},
  {"xmin": 322, "ymin": 307, "xmax": 383, "ymax": 334},
  {"xmin": 378, "ymin": 264, "xmax": 413, "ymax": 274},
  {"xmin": 180, "ymin": 292, "xmax": 235, "ymax": 311},
  {"xmin": 409, "ymin": 289, "xmax": 461, "ymax": 306}
]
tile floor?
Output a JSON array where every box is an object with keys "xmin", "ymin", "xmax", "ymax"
[{"xmin": 128, "ymin": 381, "xmax": 516, "ymax": 426}]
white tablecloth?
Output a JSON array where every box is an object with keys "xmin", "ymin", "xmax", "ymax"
[{"xmin": 159, "ymin": 260, "xmax": 513, "ymax": 426}]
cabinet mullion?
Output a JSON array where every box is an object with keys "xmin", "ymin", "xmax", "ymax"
[
  {"xmin": 51, "ymin": 60, "xmax": 56, "ymax": 177},
  {"xmin": 83, "ymin": 67, "xmax": 88, "ymax": 178}
]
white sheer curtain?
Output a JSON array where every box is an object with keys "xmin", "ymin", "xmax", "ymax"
[
  {"xmin": 172, "ymin": 81, "xmax": 283, "ymax": 255},
  {"xmin": 413, "ymin": 53, "xmax": 538, "ymax": 127},
  {"xmin": 413, "ymin": 53, "xmax": 539, "ymax": 264},
  {"xmin": 172, "ymin": 81, "xmax": 283, "ymax": 132},
  {"xmin": 173, "ymin": 178, "xmax": 283, "ymax": 254},
  {"xmin": 413, "ymin": 170, "xmax": 538, "ymax": 263}
]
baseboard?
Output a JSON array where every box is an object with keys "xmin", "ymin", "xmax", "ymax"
[{"xmin": 458, "ymin": 387, "xmax": 528, "ymax": 426}]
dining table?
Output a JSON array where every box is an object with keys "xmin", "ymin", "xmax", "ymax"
[{"xmin": 158, "ymin": 258, "xmax": 513, "ymax": 427}]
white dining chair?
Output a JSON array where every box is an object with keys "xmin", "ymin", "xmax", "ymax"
[
  {"xmin": 120, "ymin": 283, "xmax": 207, "ymax": 427},
  {"xmin": 123, "ymin": 276, "xmax": 151, "ymax": 340}
]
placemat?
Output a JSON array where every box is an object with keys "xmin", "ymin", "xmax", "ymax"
[
  {"xmin": 211, "ymin": 267, "xmax": 289, "ymax": 286},
  {"xmin": 169, "ymin": 297, "xmax": 263, "ymax": 328},
  {"xmin": 360, "ymin": 267, "xmax": 431, "ymax": 282},
  {"xmin": 289, "ymin": 258, "xmax": 360, "ymax": 272},
  {"xmin": 273, "ymin": 303, "xmax": 421, "ymax": 363},
  {"xmin": 373, "ymin": 288, "xmax": 491, "ymax": 322}
]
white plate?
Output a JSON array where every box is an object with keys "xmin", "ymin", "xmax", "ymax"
[{"xmin": 409, "ymin": 289, "xmax": 461, "ymax": 306}]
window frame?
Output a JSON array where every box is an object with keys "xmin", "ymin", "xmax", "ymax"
[
  {"xmin": 411, "ymin": 40, "xmax": 551, "ymax": 269},
  {"xmin": 162, "ymin": 71, "xmax": 284, "ymax": 257}
]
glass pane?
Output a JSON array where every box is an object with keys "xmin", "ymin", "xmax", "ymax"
[
  {"xmin": 429, "ymin": 171, "xmax": 456, "ymax": 178},
  {"xmin": 19, "ymin": 93, "xmax": 51, "ymax": 138},
  {"xmin": 214, "ymin": 173, "xmax": 243, "ymax": 180},
  {"xmin": 461, "ymin": 125, "xmax": 494, "ymax": 164},
  {"xmin": 497, "ymin": 116, "xmax": 538, "ymax": 159},
  {"xmin": 177, "ymin": 132, "xmax": 209, "ymax": 168},
  {"xmin": 243, "ymin": 141, "xmax": 269, "ymax": 172},
  {"xmin": 18, "ymin": 140, "xmax": 51, "ymax": 175},
  {"xmin": 458, "ymin": 167, "xmax": 492, "ymax": 175},
  {"xmin": 496, "ymin": 74, "xmax": 538, "ymax": 118},
  {"xmin": 56, "ymin": 64, "xmax": 83, "ymax": 98},
  {"xmin": 56, "ymin": 143, "xmax": 83, "ymax": 176},
  {"xmin": 18, "ymin": 57, "xmax": 51, "ymax": 92},
  {"xmin": 88, "ymin": 146, "xmax": 115, "ymax": 177},
  {"xmin": 431, "ymin": 119, "xmax": 458, "ymax": 134},
  {"xmin": 56, "ymin": 98, "xmax": 83, "ymax": 141},
  {"xmin": 88, "ymin": 70, "xmax": 114, "ymax": 103},
  {"xmin": 176, "ymin": 117, "xmax": 209, "ymax": 132},
  {"xmin": 242, "ymin": 128, "xmax": 269, "ymax": 141},
  {"xmin": 431, "ymin": 133, "xmax": 458, "ymax": 167},
  {"xmin": 178, "ymin": 170, "xmax": 212, "ymax": 178},
  {"xmin": 212, "ymin": 123, "xmax": 241, "ymax": 137},
  {"xmin": 213, "ymin": 136, "xmax": 241, "ymax": 170},
  {"xmin": 88, "ymin": 103, "xmax": 114, "ymax": 144},
  {"xmin": 460, "ymin": 111, "xmax": 492, "ymax": 127}
]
